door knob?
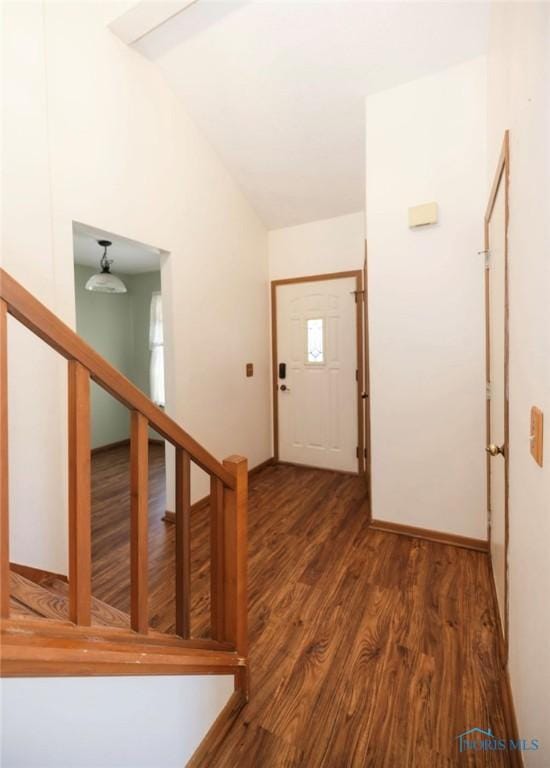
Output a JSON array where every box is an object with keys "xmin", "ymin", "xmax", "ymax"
[
  {"xmin": 280, "ymin": 384, "xmax": 290, "ymax": 392},
  {"xmin": 486, "ymin": 443, "xmax": 505, "ymax": 457}
]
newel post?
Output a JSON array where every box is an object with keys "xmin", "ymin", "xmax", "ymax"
[{"xmin": 221, "ymin": 455, "xmax": 248, "ymax": 659}]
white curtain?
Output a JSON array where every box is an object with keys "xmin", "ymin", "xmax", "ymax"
[{"xmin": 149, "ymin": 292, "xmax": 165, "ymax": 406}]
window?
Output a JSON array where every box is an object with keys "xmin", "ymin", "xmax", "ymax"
[
  {"xmin": 149, "ymin": 292, "xmax": 165, "ymax": 407},
  {"xmin": 307, "ymin": 318, "xmax": 324, "ymax": 363}
]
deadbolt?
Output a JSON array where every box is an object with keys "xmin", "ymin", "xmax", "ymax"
[{"xmin": 486, "ymin": 443, "xmax": 505, "ymax": 458}]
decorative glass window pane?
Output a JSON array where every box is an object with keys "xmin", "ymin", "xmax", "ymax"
[{"xmin": 307, "ymin": 318, "xmax": 324, "ymax": 363}]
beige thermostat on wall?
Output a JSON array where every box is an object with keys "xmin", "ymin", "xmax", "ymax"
[{"xmin": 408, "ymin": 202, "xmax": 438, "ymax": 228}]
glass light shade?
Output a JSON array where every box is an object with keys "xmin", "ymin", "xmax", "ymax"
[{"xmin": 85, "ymin": 271, "xmax": 127, "ymax": 294}]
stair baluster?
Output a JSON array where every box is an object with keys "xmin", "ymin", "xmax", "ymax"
[{"xmin": 175, "ymin": 447, "xmax": 191, "ymax": 638}]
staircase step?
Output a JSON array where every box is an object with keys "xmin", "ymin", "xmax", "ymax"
[
  {"xmin": 10, "ymin": 595, "xmax": 43, "ymax": 619},
  {"xmin": 9, "ymin": 571, "xmax": 233, "ymax": 652},
  {"xmin": 47, "ymin": 578, "xmax": 130, "ymax": 629},
  {"xmin": 8, "ymin": 571, "xmax": 235, "ymax": 658},
  {"xmin": 10, "ymin": 572, "xmax": 69, "ymax": 622},
  {"xmin": 9, "ymin": 572, "xmax": 130, "ymax": 629}
]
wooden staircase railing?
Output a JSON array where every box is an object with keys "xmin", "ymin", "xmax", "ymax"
[{"xmin": 0, "ymin": 268, "xmax": 248, "ymax": 692}]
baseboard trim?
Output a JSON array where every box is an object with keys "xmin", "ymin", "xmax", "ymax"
[
  {"xmin": 163, "ymin": 496, "xmax": 209, "ymax": 523},
  {"xmin": 163, "ymin": 458, "xmax": 274, "ymax": 523},
  {"xmin": 91, "ymin": 438, "xmax": 165, "ymax": 455},
  {"xmin": 91, "ymin": 439, "xmax": 130, "ymax": 455},
  {"xmin": 249, "ymin": 457, "xmax": 275, "ymax": 476},
  {"xmin": 10, "ymin": 562, "xmax": 68, "ymax": 585},
  {"xmin": 276, "ymin": 460, "xmax": 359, "ymax": 477},
  {"xmin": 369, "ymin": 519, "xmax": 489, "ymax": 553},
  {"xmin": 186, "ymin": 688, "xmax": 247, "ymax": 768},
  {"xmin": 486, "ymin": 554, "xmax": 523, "ymax": 766},
  {"xmin": 500, "ymin": 667, "xmax": 523, "ymax": 768}
]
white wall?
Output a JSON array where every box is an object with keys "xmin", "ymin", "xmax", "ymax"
[
  {"xmin": 1, "ymin": 0, "xmax": 69, "ymax": 576},
  {"xmin": 268, "ymin": 212, "xmax": 364, "ymax": 281},
  {"xmin": 1, "ymin": 675, "xmax": 233, "ymax": 768},
  {"xmin": 487, "ymin": 4, "xmax": 550, "ymax": 762},
  {"xmin": 365, "ymin": 57, "xmax": 487, "ymax": 539},
  {"xmin": 2, "ymin": 0, "xmax": 271, "ymax": 569}
]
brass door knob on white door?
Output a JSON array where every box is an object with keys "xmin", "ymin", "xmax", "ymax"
[{"xmin": 486, "ymin": 443, "xmax": 505, "ymax": 457}]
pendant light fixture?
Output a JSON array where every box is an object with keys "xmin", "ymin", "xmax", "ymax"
[{"xmin": 85, "ymin": 240, "xmax": 127, "ymax": 294}]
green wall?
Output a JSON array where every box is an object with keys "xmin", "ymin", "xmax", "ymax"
[
  {"xmin": 74, "ymin": 265, "xmax": 161, "ymax": 449},
  {"xmin": 128, "ymin": 271, "xmax": 162, "ymax": 398}
]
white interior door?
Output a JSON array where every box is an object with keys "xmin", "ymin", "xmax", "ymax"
[
  {"xmin": 276, "ymin": 277, "xmax": 358, "ymax": 472},
  {"xmin": 488, "ymin": 180, "xmax": 507, "ymax": 630}
]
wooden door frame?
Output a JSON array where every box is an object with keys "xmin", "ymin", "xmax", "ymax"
[
  {"xmin": 271, "ymin": 270, "xmax": 366, "ymax": 476},
  {"xmin": 484, "ymin": 130, "xmax": 510, "ymax": 657},
  {"xmin": 363, "ymin": 244, "xmax": 372, "ymax": 517}
]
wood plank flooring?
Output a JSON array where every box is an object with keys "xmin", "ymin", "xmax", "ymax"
[{"xmin": 90, "ymin": 445, "xmax": 511, "ymax": 767}]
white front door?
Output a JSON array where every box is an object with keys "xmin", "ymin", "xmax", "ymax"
[
  {"xmin": 276, "ymin": 277, "xmax": 358, "ymax": 472},
  {"xmin": 487, "ymin": 173, "xmax": 507, "ymax": 631}
]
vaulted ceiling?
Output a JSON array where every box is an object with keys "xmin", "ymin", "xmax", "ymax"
[{"xmin": 135, "ymin": 1, "xmax": 490, "ymax": 229}]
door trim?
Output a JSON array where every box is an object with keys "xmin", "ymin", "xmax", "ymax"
[
  {"xmin": 271, "ymin": 270, "xmax": 365, "ymax": 475},
  {"xmin": 484, "ymin": 130, "xmax": 510, "ymax": 658},
  {"xmin": 363, "ymin": 244, "xmax": 372, "ymax": 519}
]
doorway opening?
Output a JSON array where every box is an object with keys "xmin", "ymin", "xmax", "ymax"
[
  {"xmin": 72, "ymin": 222, "xmax": 169, "ymax": 623},
  {"xmin": 271, "ymin": 271, "xmax": 367, "ymax": 476}
]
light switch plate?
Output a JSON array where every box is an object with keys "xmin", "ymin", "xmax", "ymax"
[
  {"xmin": 408, "ymin": 202, "xmax": 438, "ymax": 228},
  {"xmin": 246, "ymin": 363, "xmax": 254, "ymax": 378},
  {"xmin": 530, "ymin": 406, "xmax": 543, "ymax": 467}
]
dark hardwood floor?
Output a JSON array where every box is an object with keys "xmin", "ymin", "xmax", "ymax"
[{"xmin": 91, "ymin": 444, "xmax": 511, "ymax": 767}]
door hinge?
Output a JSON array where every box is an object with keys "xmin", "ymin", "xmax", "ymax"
[
  {"xmin": 486, "ymin": 381, "xmax": 492, "ymax": 400},
  {"xmin": 356, "ymin": 446, "xmax": 359, "ymax": 458},
  {"xmin": 364, "ymin": 448, "xmax": 367, "ymax": 458},
  {"xmin": 350, "ymin": 289, "xmax": 365, "ymax": 303},
  {"xmin": 355, "ymin": 369, "xmax": 359, "ymax": 381},
  {"xmin": 478, "ymin": 249, "xmax": 490, "ymax": 268}
]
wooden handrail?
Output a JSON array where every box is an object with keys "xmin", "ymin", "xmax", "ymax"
[{"xmin": 0, "ymin": 269, "xmax": 235, "ymax": 488}]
